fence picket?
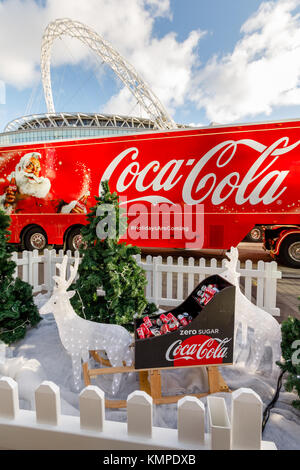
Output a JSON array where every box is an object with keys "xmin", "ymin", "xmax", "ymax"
[
  {"xmin": 244, "ymin": 260, "xmax": 253, "ymax": 300},
  {"xmin": 127, "ymin": 391, "xmax": 152, "ymax": 438},
  {"xmin": 231, "ymin": 388, "xmax": 262, "ymax": 450},
  {"xmin": 28, "ymin": 251, "xmax": 33, "ymax": 287},
  {"xmin": 199, "ymin": 258, "xmax": 206, "ymax": 283},
  {"xmin": 22, "ymin": 250, "xmax": 29, "ymax": 283},
  {"xmin": 156, "ymin": 256, "xmax": 162, "ymax": 304},
  {"xmin": 35, "ymin": 381, "xmax": 61, "ymax": 426},
  {"xmin": 188, "ymin": 257, "xmax": 194, "ymax": 294},
  {"xmin": 145, "ymin": 255, "xmax": 152, "ymax": 300},
  {"xmin": 79, "ymin": 386, "xmax": 105, "ymax": 432},
  {"xmin": 166, "ymin": 256, "xmax": 173, "ymax": 300},
  {"xmin": 153, "ymin": 257, "xmax": 159, "ymax": 306},
  {"xmin": 11, "ymin": 252, "xmax": 18, "ymax": 279},
  {"xmin": 32, "ymin": 250, "xmax": 39, "ymax": 293},
  {"xmin": 177, "ymin": 257, "xmax": 184, "ymax": 301},
  {"xmin": 264, "ymin": 261, "xmax": 280, "ymax": 316},
  {"xmin": 256, "ymin": 261, "xmax": 265, "ymax": 308},
  {"xmin": 0, "ymin": 377, "xmax": 19, "ymax": 419},
  {"xmin": 178, "ymin": 396, "xmax": 205, "ymax": 445}
]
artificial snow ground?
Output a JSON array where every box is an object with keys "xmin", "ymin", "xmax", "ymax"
[{"xmin": 1, "ymin": 293, "xmax": 299, "ymax": 451}]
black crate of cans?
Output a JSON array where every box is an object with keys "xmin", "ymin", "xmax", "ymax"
[{"xmin": 134, "ymin": 274, "xmax": 235, "ymax": 370}]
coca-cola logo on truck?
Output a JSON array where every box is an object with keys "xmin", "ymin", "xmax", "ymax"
[
  {"xmin": 165, "ymin": 335, "xmax": 232, "ymax": 367},
  {"xmin": 100, "ymin": 137, "xmax": 300, "ymax": 206}
]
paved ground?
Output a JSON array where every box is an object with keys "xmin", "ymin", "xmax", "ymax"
[{"xmin": 142, "ymin": 242, "xmax": 300, "ymax": 323}]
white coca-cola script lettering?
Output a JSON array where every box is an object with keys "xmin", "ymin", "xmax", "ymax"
[
  {"xmin": 165, "ymin": 337, "xmax": 232, "ymax": 362},
  {"xmin": 99, "ymin": 138, "xmax": 300, "ymax": 206}
]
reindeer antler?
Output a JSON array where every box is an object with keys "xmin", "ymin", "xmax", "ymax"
[
  {"xmin": 53, "ymin": 255, "xmax": 79, "ymax": 291},
  {"xmin": 65, "ymin": 256, "xmax": 80, "ymax": 289},
  {"xmin": 224, "ymin": 246, "xmax": 239, "ymax": 269}
]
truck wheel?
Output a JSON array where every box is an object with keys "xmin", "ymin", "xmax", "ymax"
[
  {"xmin": 246, "ymin": 226, "xmax": 263, "ymax": 242},
  {"xmin": 66, "ymin": 227, "xmax": 83, "ymax": 251},
  {"xmin": 278, "ymin": 234, "xmax": 300, "ymax": 268},
  {"xmin": 23, "ymin": 227, "xmax": 47, "ymax": 251}
]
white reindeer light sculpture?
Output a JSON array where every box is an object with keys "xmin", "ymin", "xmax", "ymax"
[
  {"xmin": 221, "ymin": 247, "xmax": 282, "ymax": 375},
  {"xmin": 39, "ymin": 255, "xmax": 133, "ymax": 394}
]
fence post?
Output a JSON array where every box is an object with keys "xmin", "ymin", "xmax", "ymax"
[
  {"xmin": 79, "ymin": 385, "xmax": 105, "ymax": 432},
  {"xmin": 207, "ymin": 396, "xmax": 231, "ymax": 450},
  {"xmin": 127, "ymin": 391, "xmax": 152, "ymax": 438},
  {"xmin": 231, "ymin": 388, "xmax": 262, "ymax": 450},
  {"xmin": 0, "ymin": 377, "xmax": 19, "ymax": 419},
  {"xmin": 35, "ymin": 381, "xmax": 61, "ymax": 425},
  {"xmin": 177, "ymin": 396, "xmax": 205, "ymax": 445}
]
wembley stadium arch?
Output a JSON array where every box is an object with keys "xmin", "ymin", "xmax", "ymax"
[{"xmin": 41, "ymin": 18, "xmax": 177, "ymax": 130}]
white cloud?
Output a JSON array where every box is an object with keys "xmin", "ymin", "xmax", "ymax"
[
  {"xmin": 0, "ymin": 81, "xmax": 5, "ymax": 105},
  {"xmin": 103, "ymin": 30, "xmax": 203, "ymax": 117},
  {"xmin": 0, "ymin": 0, "xmax": 204, "ymax": 121},
  {"xmin": 190, "ymin": 0, "xmax": 300, "ymax": 123}
]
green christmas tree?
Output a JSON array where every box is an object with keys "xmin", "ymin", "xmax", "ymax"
[
  {"xmin": 0, "ymin": 209, "xmax": 41, "ymax": 344},
  {"xmin": 71, "ymin": 181, "xmax": 157, "ymax": 330},
  {"xmin": 277, "ymin": 315, "xmax": 300, "ymax": 410}
]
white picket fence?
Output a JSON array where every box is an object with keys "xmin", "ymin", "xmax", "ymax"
[
  {"xmin": 11, "ymin": 249, "xmax": 282, "ymax": 316},
  {"xmin": 0, "ymin": 377, "xmax": 276, "ymax": 450}
]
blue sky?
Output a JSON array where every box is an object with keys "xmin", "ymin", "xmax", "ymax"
[{"xmin": 1, "ymin": 0, "xmax": 300, "ymax": 131}]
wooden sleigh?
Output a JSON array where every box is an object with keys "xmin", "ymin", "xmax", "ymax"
[
  {"xmin": 40, "ymin": 255, "xmax": 235, "ymax": 409},
  {"xmin": 82, "ymin": 273, "xmax": 236, "ymax": 408},
  {"xmin": 82, "ymin": 350, "xmax": 231, "ymax": 409}
]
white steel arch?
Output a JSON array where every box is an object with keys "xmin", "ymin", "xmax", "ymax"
[{"xmin": 41, "ymin": 18, "xmax": 177, "ymax": 130}]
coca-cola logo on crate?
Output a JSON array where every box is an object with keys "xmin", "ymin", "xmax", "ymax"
[
  {"xmin": 134, "ymin": 274, "xmax": 235, "ymax": 370},
  {"xmin": 167, "ymin": 335, "xmax": 232, "ymax": 367}
]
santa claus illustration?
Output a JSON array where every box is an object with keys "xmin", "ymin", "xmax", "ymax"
[{"xmin": 0, "ymin": 152, "xmax": 89, "ymax": 215}]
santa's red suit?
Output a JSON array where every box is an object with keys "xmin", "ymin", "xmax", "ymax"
[{"xmin": 11, "ymin": 194, "xmax": 59, "ymax": 214}]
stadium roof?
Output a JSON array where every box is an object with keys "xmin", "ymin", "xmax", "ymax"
[{"xmin": 4, "ymin": 112, "xmax": 158, "ymax": 133}]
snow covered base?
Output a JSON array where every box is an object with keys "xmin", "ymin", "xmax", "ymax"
[{"xmin": 0, "ymin": 293, "xmax": 299, "ymax": 450}]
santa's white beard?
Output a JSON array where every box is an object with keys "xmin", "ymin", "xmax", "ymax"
[{"xmin": 15, "ymin": 171, "xmax": 51, "ymax": 198}]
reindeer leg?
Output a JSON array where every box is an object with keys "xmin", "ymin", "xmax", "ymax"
[
  {"xmin": 105, "ymin": 348, "xmax": 124, "ymax": 396},
  {"xmin": 71, "ymin": 353, "xmax": 82, "ymax": 391}
]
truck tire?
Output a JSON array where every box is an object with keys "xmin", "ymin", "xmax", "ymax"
[
  {"xmin": 23, "ymin": 227, "xmax": 47, "ymax": 251},
  {"xmin": 245, "ymin": 226, "xmax": 263, "ymax": 242},
  {"xmin": 66, "ymin": 227, "xmax": 83, "ymax": 251},
  {"xmin": 278, "ymin": 234, "xmax": 300, "ymax": 268}
]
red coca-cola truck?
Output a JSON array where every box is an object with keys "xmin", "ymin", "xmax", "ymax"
[{"xmin": 1, "ymin": 118, "xmax": 300, "ymax": 266}]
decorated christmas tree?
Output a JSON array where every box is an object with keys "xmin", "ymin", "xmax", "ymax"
[
  {"xmin": 277, "ymin": 315, "xmax": 300, "ymax": 410},
  {"xmin": 71, "ymin": 181, "xmax": 157, "ymax": 329},
  {"xmin": 0, "ymin": 209, "xmax": 41, "ymax": 344}
]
